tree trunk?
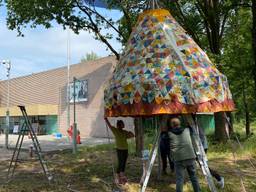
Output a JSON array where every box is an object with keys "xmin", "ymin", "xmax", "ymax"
[
  {"xmin": 242, "ymin": 84, "xmax": 251, "ymax": 137},
  {"xmin": 245, "ymin": 108, "xmax": 250, "ymax": 137},
  {"xmin": 214, "ymin": 112, "xmax": 228, "ymax": 141},
  {"xmin": 134, "ymin": 117, "xmax": 144, "ymax": 157},
  {"xmin": 214, "ymin": 55, "xmax": 227, "ymax": 141},
  {"xmin": 252, "ymin": 0, "xmax": 256, "ymax": 93}
]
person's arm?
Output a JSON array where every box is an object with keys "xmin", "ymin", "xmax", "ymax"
[
  {"xmin": 104, "ymin": 117, "xmax": 116, "ymax": 134},
  {"xmin": 198, "ymin": 126, "xmax": 208, "ymax": 151},
  {"xmin": 104, "ymin": 117, "xmax": 113, "ymax": 128},
  {"xmin": 126, "ymin": 131, "xmax": 135, "ymax": 139},
  {"xmin": 124, "ymin": 130, "xmax": 134, "ymax": 139}
]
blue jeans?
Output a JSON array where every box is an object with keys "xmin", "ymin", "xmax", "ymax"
[{"xmin": 174, "ymin": 159, "xmax": 201, "ymax": 192}]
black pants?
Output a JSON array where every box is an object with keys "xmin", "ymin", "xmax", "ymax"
[
  {"xmin": 160, "ymin": 140, "xmax": 174, "ymax": 172},
  {"xmin": 205, "ymin": 149, "xmax": 221, "ymax": 181},
  {"xmin": 161, "ymin": 151, "xmax": 174, "ymax": 172},
  {"xmin": 209, "ymin": 168, "xmax": 221, "ymax": 181},
  {"xmin": 116, "ymin": 149, "xmax": 128, "ymax": 173}
]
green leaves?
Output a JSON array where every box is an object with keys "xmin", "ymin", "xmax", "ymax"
[
  {"xmin": 81, "ymin": 51, "xmax": 100, "ymax": 62},
  {"xmin": 221, "ymin": 8, "xmax": 255, "ymax": 119}
]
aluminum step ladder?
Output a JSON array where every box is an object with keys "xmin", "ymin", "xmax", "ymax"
[{"xmin": 7, "ymin": 106, "xmax": 53, "ymax": 181}]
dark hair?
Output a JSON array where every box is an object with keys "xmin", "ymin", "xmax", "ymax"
[
  {"xmin": 167, "ymin": 115, "xmax": 181, "ymax": 128},
  {"xmin": 117, "ymin": 120, "xmax": 124, "ymax": 127}
]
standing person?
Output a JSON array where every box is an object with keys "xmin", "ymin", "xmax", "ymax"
[
  {"xmin": 67, "ymin": 125, "xmax": 73, "ymax": 141},
  {"xmin": 105, "ymin": 117, "xmax": 134, "ymax": 185},
  {"xmin": 160, "ymin": 127, "xmax": 174, "ymax": 175},
  {"xmin": 168, "ymin": 117, "xmax": 201, "ymax": 192},
  {"xmin": 185, "ymin": 115, "xmax": 225, "ymax": 189},
  {"xmin": 67, "ymin": 125, "xmax": 81, "ymax": 144}
]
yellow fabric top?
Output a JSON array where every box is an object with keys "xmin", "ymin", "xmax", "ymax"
[
  {"xmin": 138, "ymin": 9, "xmax": 172, "ymax": 23},
  {"xmin": 110, "ymin": 126, "xmax": 130, "ymax": 150}
]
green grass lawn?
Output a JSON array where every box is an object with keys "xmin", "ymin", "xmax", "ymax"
[{"xmin": 0, "ymin": 123, "xmax": 255, "ymax": 192}]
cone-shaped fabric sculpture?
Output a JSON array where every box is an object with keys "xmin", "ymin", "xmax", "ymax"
[{"xmin": 104, "ymin": 9, "xmax": 235, "ymax": 117}]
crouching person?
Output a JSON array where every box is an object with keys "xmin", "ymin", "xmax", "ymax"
[
  {"xmin": 105, "ymin": 117, "xmax": 134, "ymax": 185},
  {"xmin": 168, "ymin": 117, "xmax": 201, "ymax": 192}
]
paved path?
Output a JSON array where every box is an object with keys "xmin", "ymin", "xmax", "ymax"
[
  {"xmin": 0, "ymin": 135, "xmax": 113, "ymax": 153},
  {"xmin": 0, "ymin": 148, "xmax": 17, "ymax": 161}
]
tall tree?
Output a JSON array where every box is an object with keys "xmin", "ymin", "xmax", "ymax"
[
  {"xmin": 162, "ymin": 0, "xmax": 250, "ymax": 57},
  {"xmin": 222, "ymin": 8, "xmax": 254, "ymax": 137},
  {"xmin": 252, "ymin": 0, "xmax": 256, "ymax": 94}
]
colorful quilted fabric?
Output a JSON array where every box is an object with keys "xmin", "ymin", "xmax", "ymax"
[{"xmin": 104, "ymin": 9, "xmax": 235, "ymax": 117}]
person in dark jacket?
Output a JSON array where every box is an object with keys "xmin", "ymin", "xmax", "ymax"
[
  {"xmin": 160, "ymin": 128, "xmax": 174, "ymax": 174},
  {"xmin": 168, "ymin": 117, "xmax": 201, "ymax": 192},
  {"xmin": 185, "ymin": 115, "xmax": 225, "ymax": 189}
]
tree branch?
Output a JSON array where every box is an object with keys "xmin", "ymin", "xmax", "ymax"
[
  {"xmin": 75, "ymin": 0, "xmax": 120, "ymax": 60},
  {"xmin": 219, "ymin": 11, "xmax": 228, "ymax": 40},
  {"xmin": 174, "ymin": 1, "xmax": 202, "ymax": 46},
  {"xmin": 80, "ymin": 3, "xmax": 126, "ymax": 41},
  {"xmin": 121, "ymin": 5, "xmax": 133, "ymax": 36}
]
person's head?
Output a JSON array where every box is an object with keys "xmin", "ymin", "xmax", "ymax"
[
  {"xmin": 169, "ymin": 117, "xmax": 181, "ymax": 128},
  {"xmin": 116, "ymin": 120, "xmax": 125, "ymax": 129}
]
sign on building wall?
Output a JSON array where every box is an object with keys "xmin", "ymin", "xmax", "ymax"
[{"xmin": 69, "ymin": 80, "xmax": 88, "ymax": 103}]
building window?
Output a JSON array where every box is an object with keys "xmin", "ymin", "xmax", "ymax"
[{"xmin": 69, "ymin": 79, "xmax": 88, "ymax": 103}]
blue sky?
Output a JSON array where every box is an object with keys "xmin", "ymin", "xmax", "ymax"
[{"xmin": 0, "ymin": 5, "xmax": 122, "ymax": 80}]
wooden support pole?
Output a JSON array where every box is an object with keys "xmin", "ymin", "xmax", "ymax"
[
  {"xmin": 135, "ymin": 117, "xmax": 144, "ymax": 157},
  {"xmin": 214, "ymin": 112, "xmax": 229, "ymax": 142}
]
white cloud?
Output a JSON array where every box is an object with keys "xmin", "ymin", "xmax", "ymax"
[{"xmin": 0, "ymin": 14, "xmax": 121, "ymax": 79}]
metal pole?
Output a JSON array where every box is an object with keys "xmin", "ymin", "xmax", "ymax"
[
  {"xmin": 1, "ymin": 60, "xmax": 11, "ymax": 149},
  {"xmin": 141, "ymin": 116, "xmax": 160, "ymax": 192},
  {"xmin": 72, "ymin": 77, "xmax": 77, "ymax": 154},
  {"xmin": 6, "ymin": 66, "xmax": 10, "ymax": 149},
  {"xmin": 157, "ymin": 117, "xmax": 162, "ymax": 180},
  {"xmin": 67, "ymin": 27, "xmax": 71, "ymax": 136}
]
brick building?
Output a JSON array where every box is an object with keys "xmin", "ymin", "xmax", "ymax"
[{"xmin": 0, "ymin": 56, "xmax": 134, "ymax": 137}]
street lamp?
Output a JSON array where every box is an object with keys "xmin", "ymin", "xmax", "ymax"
[{"xmin": 1, "ymin": 60, "xmax": 11, "ymax": 149}]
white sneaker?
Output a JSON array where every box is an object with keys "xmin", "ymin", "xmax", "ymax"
[{"xmin": 217, "ymin": 177, "xmax": 225, "ymax": 189}]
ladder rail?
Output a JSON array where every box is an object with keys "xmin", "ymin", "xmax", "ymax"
[
  {"xmin": 192, "ymin": 115, "xmax": 218, "ymax": 192},
  {"xmin": 10, "ymin": 132, "xmax": 26, "ymax": 179},
  {"xmin": 140, "ymin": 115, "xmax": 167, "ymax": 192},
  {"xmin": 7, "ymin": 123, "xmax": 25, "ymax": 179},
  {"xmin": 19, "ymin": 106, "xmax": 42, "ymax": 151},
  {"xmin": 140, "ymin": 132, "xmax": 160, "ymax": 192}
]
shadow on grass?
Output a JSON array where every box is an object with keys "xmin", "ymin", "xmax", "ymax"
[{"xmin": 0, "ymin": 144, "xmax": 256, "ymax": 192}]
